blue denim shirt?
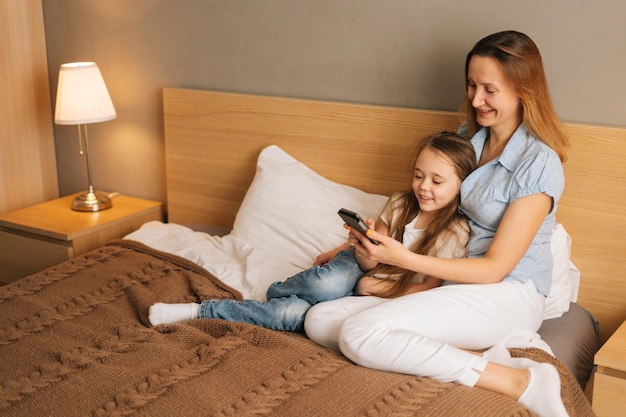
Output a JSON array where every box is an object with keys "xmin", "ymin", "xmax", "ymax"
[{"xmin": 459, "ymin": 124, "xmax": 564, "ymax": 295}]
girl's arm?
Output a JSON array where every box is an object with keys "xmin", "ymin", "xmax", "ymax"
[
  {"xmin": 355, "ymin": 274, "xmax": 442, "ymax": 296},
  {"xmin": 313, "ymin": 241, "xmax": 351, "ymax": 266},
  {"xmin": 354, "ymin": 193, "xmax": 552, "ymax": 284},
  {"xmin": 313, "ymin": 214, "xmax": 389, "ymax": 271}
]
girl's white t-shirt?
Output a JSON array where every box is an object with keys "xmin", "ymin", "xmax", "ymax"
[{"xmin": 375, "ymin": 208, "xmax": 469, "ymax": 283}]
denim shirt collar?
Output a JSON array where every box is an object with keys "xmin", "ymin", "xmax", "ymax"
[{"xmin": 473, "ymin": 124, "xmax": 529, "ymax": 173}]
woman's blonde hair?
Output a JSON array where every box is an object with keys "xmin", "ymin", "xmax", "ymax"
[
  {"xmin": 369, "ymin": 131, "xmax": 477, "ymax": 298},
  {"xmin": 460, "ymin": 30, "xmax": 569, "ymax": 162}
]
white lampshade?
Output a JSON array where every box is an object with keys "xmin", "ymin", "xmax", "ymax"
[{"xmin": 54, "ymin": 62, "xmax": 116, "ymax": 125}]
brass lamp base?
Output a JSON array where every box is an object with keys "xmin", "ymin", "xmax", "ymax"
[{"xmin": 71, "ymin": 190, "xmax": 112, "ymax": 212}]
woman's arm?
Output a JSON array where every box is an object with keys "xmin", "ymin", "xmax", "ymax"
[{"xmin": 353, "ymin": 193, "xmax": 552, "ymax": 284}]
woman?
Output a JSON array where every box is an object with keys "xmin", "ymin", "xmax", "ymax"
[{"xmin": 304, "ymin": 31, "xmax": 570, "ymax": 417}]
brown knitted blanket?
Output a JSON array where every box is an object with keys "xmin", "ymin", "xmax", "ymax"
[{"xmin": 0, "ymin": 240, "xmax": 594, "ymax": 417}]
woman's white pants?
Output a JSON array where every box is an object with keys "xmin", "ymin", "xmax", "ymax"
[{"xmin": 304, "ymin": 280, "xmax": 545, "ymax": 386}]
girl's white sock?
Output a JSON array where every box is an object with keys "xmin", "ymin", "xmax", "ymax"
[
  {"xmin": 518, "ymin": 363, "xmax": 569, "ymax": 417},
  {"xmin": 149, "ymin": 302, "xmax": 200, "ymax": 325}
]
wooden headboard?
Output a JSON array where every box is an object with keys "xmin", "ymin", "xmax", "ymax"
[{"xmin": 163, "ymin": 87, "xmax": 626, "ymax": 343}]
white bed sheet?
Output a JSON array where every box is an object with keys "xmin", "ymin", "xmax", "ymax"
[{"xmin": 125, "ymin": 221, "xmax": 303, "ymax": 301}]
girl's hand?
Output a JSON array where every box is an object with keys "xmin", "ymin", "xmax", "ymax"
[
  {"xmin": 351, "ymin": 218, "xmax": 407, "ymax": 267},
  {"xmin": 345, "ymin": 220, "xmax": 378, "ymax": 271},
  {"xmin": 313, "ymin": 251, "xmax": 336, "ymax": 266},
  {"xmin": 313, "ymin": 241, "xmax": 351, "ymax": 266}
]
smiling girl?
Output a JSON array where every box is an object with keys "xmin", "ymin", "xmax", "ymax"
[{"xmin": 149, "ymin": 132, "xmax": 476, "ymax": 335}]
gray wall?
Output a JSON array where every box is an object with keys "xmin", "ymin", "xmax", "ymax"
[{"xmin": 42, "ymin": 0, "xmax": 626, "ymax": 207}]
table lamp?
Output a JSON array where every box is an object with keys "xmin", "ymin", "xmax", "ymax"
[{"xmin": 54, "ymin": 62, "xmax": 116, "ymax": 211}]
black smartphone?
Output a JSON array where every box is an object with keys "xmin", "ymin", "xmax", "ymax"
[{"xmin": 337, "ymin": 208, "xmax": 379, "ymax": 245}]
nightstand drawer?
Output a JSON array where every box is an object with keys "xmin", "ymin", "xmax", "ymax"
[
  {"xmin": 593, "ymin": 372, "xmax": 626, "ymax": 417},
  {"xmin": 0, "ymin": 230, "xmax": 72, "ymax": 281}
]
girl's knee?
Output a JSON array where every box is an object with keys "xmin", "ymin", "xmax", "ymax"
[{"xmin": 271, "ymin": 296, "xmax": 311, "ymax": 332}]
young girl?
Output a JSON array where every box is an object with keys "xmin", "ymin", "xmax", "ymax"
[{"xmin": 148, "ymin": 131, "xmax": 476, "ymax": 332}]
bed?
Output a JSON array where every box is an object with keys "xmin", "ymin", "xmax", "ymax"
[{"xmin": 2, "ymin": 88, "xmax": 625, "ymax": 417}]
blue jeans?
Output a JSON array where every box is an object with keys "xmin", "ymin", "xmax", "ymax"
[{"xmin": 198, "ymin": 249, "xmax": 363, "ymax": 332}]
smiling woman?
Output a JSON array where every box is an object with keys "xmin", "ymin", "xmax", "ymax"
[
  {"xmin": 467, "ymin": 55, "xmax": 524, "ymax": 152},
  {"xmin": 461, "ymin": 31, "xmax": 569, "ymax": 163},
  {"xmin": 306, "ymin": 30, "xmax": 572, "ymax": 417}
]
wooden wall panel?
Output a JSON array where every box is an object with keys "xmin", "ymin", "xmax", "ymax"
[{"xmin": 0, "ymin": 0, "xmax": 58, "ymax": 214}]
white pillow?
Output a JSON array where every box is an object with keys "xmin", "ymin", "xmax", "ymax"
[
  {"xmin": 232, "ymin": 145, "xmax": 388, "ymax": 270},
  {"xmin": 544, "ymin": 223, "xmax": 581, "ymax": 319}
]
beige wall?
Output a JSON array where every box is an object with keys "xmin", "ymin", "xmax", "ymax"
[{"xmin": 42, "ymin": 0, "xmax": 626, "ymax": 209}]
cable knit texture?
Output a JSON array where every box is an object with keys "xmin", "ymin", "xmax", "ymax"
[{"xmin": 0, "ymin": 240, "xmax": 594, "ymax": 417}]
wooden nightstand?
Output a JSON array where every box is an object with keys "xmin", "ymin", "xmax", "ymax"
[
  {"xmin": 0, "ymin": 193, "xmax": 163, "ymax": 283},
  {"xmin": 593, "ymin": 319, "xmax": 626, "ymax": 416}
]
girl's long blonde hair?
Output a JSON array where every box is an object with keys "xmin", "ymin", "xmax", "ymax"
[
  {"xmin": 460, "ymin": 30, "xmax": 569, "ymax": 162},
  {"xmin": 369, "ymin": 132, "xmax": 477, "ymax": 298}
]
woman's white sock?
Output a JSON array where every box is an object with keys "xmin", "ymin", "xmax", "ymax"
[
  {"xmin": 149, "ymin": 302, "xmax": 200, "ymax": 325},
  {"xmin": 482, "ymin": 344, "xmax": 538, "ymax": 369},
  {"xmin": 518, "ymin": 363, "xmax": 569, "ymax": 417}
]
